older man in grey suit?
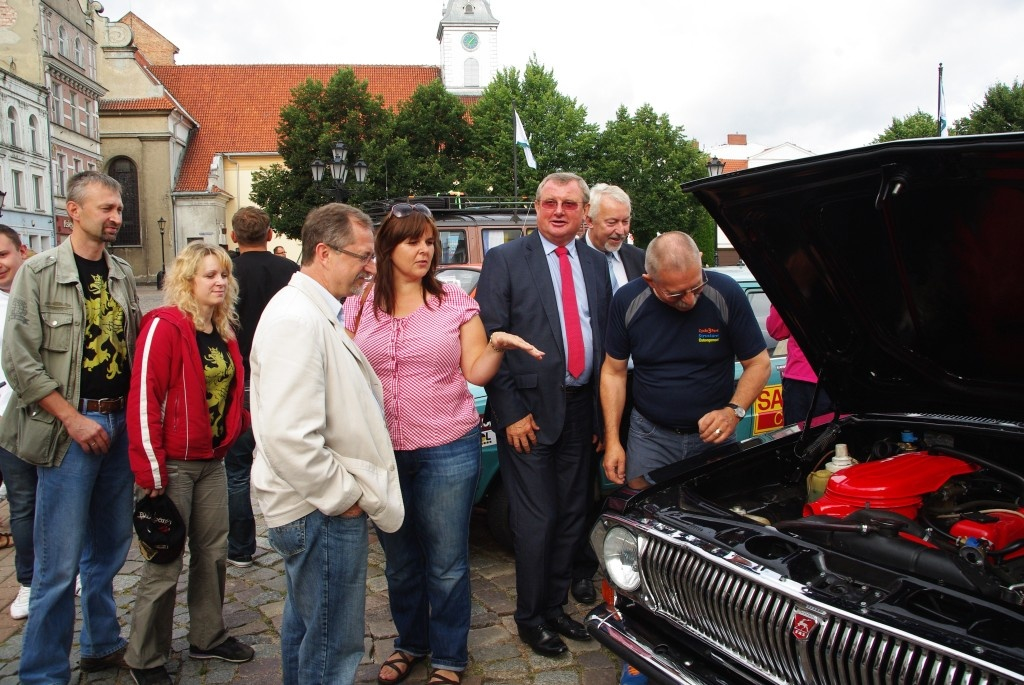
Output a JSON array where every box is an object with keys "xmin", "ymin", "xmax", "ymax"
[{"xmin": 476, "ymin": 172, "xmax": 612, "ymax": 657}]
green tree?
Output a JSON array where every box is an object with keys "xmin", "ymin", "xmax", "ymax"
[
  {"xmin": 463, "ymin": 58, "xmax": 598, "ymax": 196},
  {"xmin": 391, "ymin": 79, "xmax": 472, "ymax": 195},
  {"xmin": 873, "ymin": 109, "xmax": 939, "ymax": 143},
  {"xmin": 591, "ymin": 104, "xmax": 713, "ymax": 254},
  {"xmin": 953, "ymin": 80, "xmax": 1024, "ymax": 135},
  {"xmin": 251, "ymin": 68, "xmax": 392, "ymax": 239}
]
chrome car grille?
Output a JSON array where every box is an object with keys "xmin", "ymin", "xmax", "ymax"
[{"xmin": 641, "ymin": 535, "xmax": 1017, "ymax": 685}]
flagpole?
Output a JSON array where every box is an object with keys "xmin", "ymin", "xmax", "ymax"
[
  {"xmin": 937, "ymin": 63, "xmax": 944, "ymax": 137},
  {"xmin": 512, "ymin": 104, "xmax": 519, "ymax": 221}
]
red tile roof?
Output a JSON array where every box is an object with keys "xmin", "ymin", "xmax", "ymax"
[
  {"xmin": 99, "ymin": 97, "xmax": 177, "ymax": 111},
  {"xmin": 149, "ymin": 64, "xmax": 442, "ymax": 192}
]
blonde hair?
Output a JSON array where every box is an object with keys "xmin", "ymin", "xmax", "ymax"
[{"xmin": 164, "ymin": 242, "xmax": 239, "ymax": 339}]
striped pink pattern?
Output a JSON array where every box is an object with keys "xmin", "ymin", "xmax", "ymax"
[{"xmin": 344, "ymin": 284, "xmax": 481, "ymax": 450}]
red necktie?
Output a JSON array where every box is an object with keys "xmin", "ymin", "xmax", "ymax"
[{"xmin": 555, "ymin": 246, "xmax": 585, "ymax": 378}]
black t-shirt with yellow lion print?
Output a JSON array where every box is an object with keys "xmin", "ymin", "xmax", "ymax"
[
  {"xmin": 76, "ymin": 254, "xmax": 130, "ymax": 399},
  {"xmin": 195, "ymin": 330, "xmax": 235, "ymax": 447}
]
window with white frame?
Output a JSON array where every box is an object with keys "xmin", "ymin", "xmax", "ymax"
[
  {"xmin": 58, "ymin": 26, "xmax": 68, "ymax": 58},
  {"xmin": 464, "ymin": 58, "xmax": 480, "ymax": 88},
  {"xmin": 74, "ymin": 158, "xmax": 82, "ymax": 175},
  {"xmin": 32, "ymin": 175, "xmax": 44, "ymax": 210},
  {"xmin": 29, "ymin": 115, "xmax": 39, "ymax": 153},
  {"xmin": 74, "ymin": 38, "xmax": 84, "ymax": 67},
  {"xmin": 50, "ymin": 83, "xmax": 62, "ymax": 122},
  {"xmin": 6, "ymin": 107, "xmax": 18, "ymax": 148},
  {"xmin": 11, "ymin": 170, "xmax": 24, "ymax": 207},
  {"xmin": 56, "ymin": 153, "xmax": 67, "ymax": 196},
  {"xmin": 66, "ymin": 92, "xmax": 75, "ymax": 129},
  {"xmin": 78, "ymin": 96, "xmax": 89, "ymax": 136}
]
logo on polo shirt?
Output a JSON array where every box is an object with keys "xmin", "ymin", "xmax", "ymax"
[{"xmin": 698, "ymin": 327, "xmax": 720, "ymax": 343}]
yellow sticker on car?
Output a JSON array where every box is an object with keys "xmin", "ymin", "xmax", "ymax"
[{"xmin": 752, "ymin": 383, "xmax": 784, "ymax": 434}]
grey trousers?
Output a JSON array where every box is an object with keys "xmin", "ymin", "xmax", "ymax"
[{"xmin": 125, "ymin": 459, "xmax": 230, "ymax": 669}]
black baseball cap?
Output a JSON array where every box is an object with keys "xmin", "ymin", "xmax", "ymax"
[{"xmin": 133, "ymin": 494, "xmax": 186, "ymax": 564}]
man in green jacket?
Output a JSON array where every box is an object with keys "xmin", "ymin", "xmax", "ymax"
[{"xmin": 0, "ymin": 171, "xmax": 141, "ymax": 684}]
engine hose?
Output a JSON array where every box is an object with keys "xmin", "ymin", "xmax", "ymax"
[
  {"xmin": 990, "ymin": 539, "xmax": 1024, "ymax": 562},
  {"xmin": 797, "ymin": 422, "xmax": 841, "ymax": 464},
  {"xmin": 928, "ymin": 445, "xmax": 1024, "ymax": 494}
]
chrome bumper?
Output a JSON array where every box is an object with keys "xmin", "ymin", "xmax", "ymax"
[{"xmin": 585, "ymin": 603, "xmax": 721, "ymax": 685}]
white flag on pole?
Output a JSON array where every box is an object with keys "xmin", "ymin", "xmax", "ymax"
[{"xmin": 514, "ymin": 110, "xmax": 538, "ymax": 169}]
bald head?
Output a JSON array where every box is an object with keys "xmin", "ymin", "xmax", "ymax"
[{"xmin": 644, "ymin": 231, "xmax": 701, "ymax": 278}]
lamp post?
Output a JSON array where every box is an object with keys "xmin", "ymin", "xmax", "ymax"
[
  {"xmin": 0, "ymin": 190, "xmax": 7, "ymax": 217},
  {"xmin": 311, "ymin": 140, "xmax": 369, "ymax": 202},
  {"xmin": 706, "ymin": 156, "xmax": 726, "ymax": 266},
  {"xmin": 156, "ymin": 217, "xmax": 167, "ymax": 290}
]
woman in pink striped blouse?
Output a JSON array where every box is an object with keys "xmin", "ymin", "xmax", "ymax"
[{"xmin": 344, "ymin": 203, "xmax": 541, "ymax": 685}]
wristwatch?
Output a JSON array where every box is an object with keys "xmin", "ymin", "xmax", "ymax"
[{"xmin": 726, "ymin": 403, "xmax": 746, "ymax": 419}]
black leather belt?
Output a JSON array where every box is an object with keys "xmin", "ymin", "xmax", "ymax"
[{"xmin": 79, "ymin": 397, "xmax": 126, "ymax": 413}]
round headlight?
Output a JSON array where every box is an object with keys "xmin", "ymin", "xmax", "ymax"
[{"xmin": 603, "ymin": 526, "xmax": 641, "ymax": 591}]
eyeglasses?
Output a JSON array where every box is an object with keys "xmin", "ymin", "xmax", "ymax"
[
  {"xmin": 654, "ymin": 271, "xmax": 708, "ymax": 299},
  {"xmin": 389, "ymin": 203, "xmax": 433, "ymax": 219},
  {"xmin": 538, "ymin": 199, "xmax": 582, "ymax": 212},
  {"xmin": 327, "ymin": 244, "xmax": 375, "ymax": 266}
]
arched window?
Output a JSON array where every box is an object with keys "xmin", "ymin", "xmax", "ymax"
[
  {"xmin": 108, "ymin": 157, "xmax": 141, "ymax": 245},
  {"xmin": 7, "ymin": 107, "xmax": 18, "ymax": 148},
  {"xmin": 74, "ymin": 38, "xmax": 84, "ymax": 66},
  {"xmin": 58, "ymin": 26, "xmax": 68, "ymax": 57},
  {"xmin": 28, "ymin": 115, "xmax": 39, "ymax": 153},
  {"xmin": 464, "ymin": 58, "xmax": 480, "ymax": 88}
]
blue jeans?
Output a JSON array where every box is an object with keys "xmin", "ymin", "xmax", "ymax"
[
  {"xmin": 225, "ymin": 427, "xmax": 256, "ymax": 559},
  {"xmin": 626, "ymin": 409, "xmax": 735, "ymax": 482},
  {"xmin": 269, "ymin": 509, "xmax": 369, "ymax": 685},
  {"xmin": 377, "ymin": 428, "xmax": 480, "ymax": 672},
  {"xmin": 19, "ymin": 410, "xmax": 134, "ymax": 685},
  {"xmin": 0, "ymin": 445, "xmax": 38, "ymax": 586}
]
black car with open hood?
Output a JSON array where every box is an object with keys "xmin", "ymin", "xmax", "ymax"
[{"xmin": 584, "ymin": 134, "xmax": 1024, "ymax": 685}]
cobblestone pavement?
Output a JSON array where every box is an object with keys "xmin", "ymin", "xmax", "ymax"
[{"xmin": 0, "ymin": 285, "xmax": 621, "ymax": 685}]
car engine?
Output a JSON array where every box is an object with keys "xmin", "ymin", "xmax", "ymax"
[{"xmin": 763, "ymin": 439, "xmax": 1024, "ymax": 606}]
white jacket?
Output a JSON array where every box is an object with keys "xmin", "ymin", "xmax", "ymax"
[{"xmin": 250, "ymin": 273, "xmax": 403, "ymax": 532}]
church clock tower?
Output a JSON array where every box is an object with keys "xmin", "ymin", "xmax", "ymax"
[{"xmin": 437, "ymin": 0, "xmax": 499, "ymax": 96}]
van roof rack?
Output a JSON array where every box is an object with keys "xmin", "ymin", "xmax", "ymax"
[{"xmin": 363, "ymin": 195, "xmax": 535, "ymax": 222}]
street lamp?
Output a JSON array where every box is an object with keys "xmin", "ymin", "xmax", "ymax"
[
  {"xmin": 706, "ymin": 156, "xmax": 725, "ymax": 266},
  {"xmin": 0, "ymin": 190, "xmax": 6, "ymax": 217},
  {"xmin": 706, "ymin": 156, "xmax": 726, "ymax": 177},
  {"xmin": 156, "ymin": 217, "xmax": 167, "ymax": 290},
  {"xmin": 311, "ymin": 140, "xmax": 368, "ymax": 202}
]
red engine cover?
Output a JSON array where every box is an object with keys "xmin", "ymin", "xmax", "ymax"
[
  {"xmin": 807, "ymin": 452, "xmax": 976, "ymax": 520},
  {"xmin": 950, "ymin": 510, "xmax": 1024, "ymax": 558}
]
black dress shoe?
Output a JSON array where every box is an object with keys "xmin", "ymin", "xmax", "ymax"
[
  {"xmin": 545, "ymin": 614, "xmax": 591, "ymax": 641},
  {"xmin": 517, "ymin": 624, "xmax": 568, "ymax": 657},
  {"xmin": 571, "ymin": 577, "xmax": 597, "ymax": 603}
]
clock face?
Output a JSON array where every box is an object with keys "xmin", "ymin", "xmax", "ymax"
[{"xmin": 462, "ymin": 32, "xmax": 479, "ymax": 51}]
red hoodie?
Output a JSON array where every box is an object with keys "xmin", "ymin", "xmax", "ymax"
[{"xmin": 128, "ymin": 306, "xmax": 246, "ymax": 490}]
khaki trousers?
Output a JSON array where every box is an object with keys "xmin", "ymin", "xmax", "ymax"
[{"xmin": 126, "ymin": 459, "xmax": 230, "ymax": 669}]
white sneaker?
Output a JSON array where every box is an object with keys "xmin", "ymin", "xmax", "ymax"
[
  {"xmin": 75, "ymin": 574, "xmax": 82, "ymax": 597},
  {"xmin": 10, "ymin": 585, "xmax": 30, "ymax": 620}
]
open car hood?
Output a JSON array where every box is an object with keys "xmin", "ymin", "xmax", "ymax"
[{"xmin": 684, "ymin": 133, "xmax": 1024, "ymax": 422}]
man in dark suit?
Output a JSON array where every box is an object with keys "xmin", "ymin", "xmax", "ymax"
[
  {"xmin": 570, "ymin": 184, "xmax": 646, "ymax": 603},
  {"xmin": 476, "ymin": 172, "xmax": 612, "ymax": 657}
]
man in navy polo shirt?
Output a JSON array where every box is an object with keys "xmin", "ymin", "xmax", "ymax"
[{"xmin": 601, "ymin": 231, "xmax": 770, "ymax": 489}]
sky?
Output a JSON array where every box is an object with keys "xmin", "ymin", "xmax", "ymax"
[{"xmin": 95, "ymin": 0, "xmax": 1024, "ymax": 156}]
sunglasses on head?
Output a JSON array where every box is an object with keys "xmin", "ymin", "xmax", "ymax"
[{"xmin": 389, "ymin": 203, "xmax": 433, "ymax": 219}]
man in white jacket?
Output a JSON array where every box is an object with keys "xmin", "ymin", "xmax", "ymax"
[{"xmin": 250, "ymin": 203, "xmax": 403, "ymax": 685}]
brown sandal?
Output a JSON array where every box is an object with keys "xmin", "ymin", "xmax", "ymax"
[
  {"xmin": 428, "ymin": 668, "xmax": 462, "ymax": 685},
  {"xmin": 0, "ymin": 532, "xmax": 13, "ymax": 550},
  {"xmin": 377, "ymin": 651, "xmax": 425, "ymax": 685}
]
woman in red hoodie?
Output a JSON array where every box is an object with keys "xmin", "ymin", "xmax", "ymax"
[{"xmin": 125, "ymin": 242, "xmax": 253, "ymax": 684}]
